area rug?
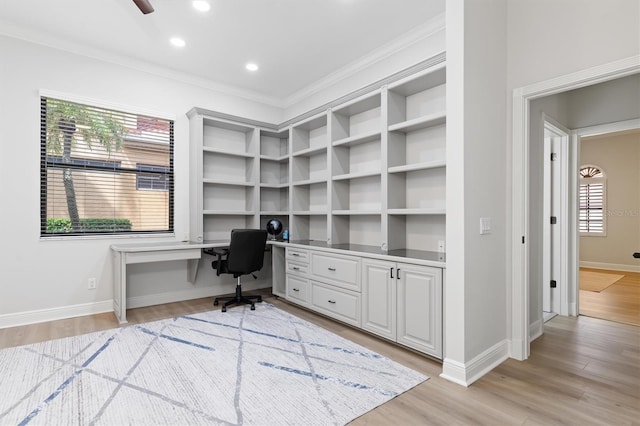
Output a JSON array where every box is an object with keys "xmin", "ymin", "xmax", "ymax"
[
  {"xmin": 0, "ymin": 304, "xmax": 428, "ymax": 425},
  {"xmin": 579, "ymin": 270, "xmax": 624, "ymax": 292}
]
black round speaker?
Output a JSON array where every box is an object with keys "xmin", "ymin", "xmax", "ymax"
[{"xmin": 266, "ymin": 218, "xmax": 283, "ymax": 240}]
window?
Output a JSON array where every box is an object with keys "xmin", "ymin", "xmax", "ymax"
[
  {"xmin": 579, "ymin": 165, "xmax": 606, "ymax": 235},
  {"xmin": 41, "ymin": 96, "xmax": 174, "ymax": 237},
  {"xmin": 136, "ymin": 164, "xmax": 170, "ymax": 191}
]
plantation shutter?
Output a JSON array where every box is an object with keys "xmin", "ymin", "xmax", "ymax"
[
  {"xmin": 579, "ymin": 182, "xmax": 604, "ymax": 233},
  {"xmin": 40, "ymin": 96, "xmax": 174, "ymax": 237}
]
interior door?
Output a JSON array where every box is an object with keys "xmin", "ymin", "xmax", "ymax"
[{"xmin": 543, "ymin": 131, "xmax": 562, "ymax": 314}]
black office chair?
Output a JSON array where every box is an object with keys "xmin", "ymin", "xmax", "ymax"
[{"xmin": 209, "ymin": 229, "xmax": 268, "ymax": 312}]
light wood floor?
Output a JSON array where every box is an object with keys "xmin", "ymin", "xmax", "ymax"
[
  {"xmin": 1, "ymin": 292, "xmax": 639, "ymax": 425},
  {"xmin": 580, "ymin": 268, "xmax": 640, "ymax": 327}
]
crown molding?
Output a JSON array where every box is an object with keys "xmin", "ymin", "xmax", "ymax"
[
  {"xmin": 1, "ymin": 12, "xmax": 446, "ymax": 112},
  {"xmin": 189, "ymin": 52, "xmax": 446, "ymax": 132},
  {"xmin": 0, "ymin": 20, "xmax": 285, "ymax": 108},
  {"xmin": 282, "ymin": 13, "xmax": 446, "ymax": 108}
]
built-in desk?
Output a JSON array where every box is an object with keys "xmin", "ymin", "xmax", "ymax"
[{"xmin": 111, "ymin": 240, "xmax": 228, "ymax": 324}]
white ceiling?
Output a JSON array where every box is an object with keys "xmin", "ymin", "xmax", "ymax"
[{"xmin": 0, "ymin": 0, "xmax": 445, "ymax": 105}]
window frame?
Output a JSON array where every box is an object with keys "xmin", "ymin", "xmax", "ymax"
[
  {"xmin": 579, "ymin": 164, "xmax": 607, "ymax": 237},
  {"xmin": 39, "ymin": 91, "xmax": 175, "ymax": 239}
]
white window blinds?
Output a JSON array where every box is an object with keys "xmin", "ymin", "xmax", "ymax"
[
  {"xmin": 579, "ymin": 166, "xmax": 605, "ymax": 235},
  {"xmin": 40, "ymin": 96, "xmax": 174, "ymax": 237}
]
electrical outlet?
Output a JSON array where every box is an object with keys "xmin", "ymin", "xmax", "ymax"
[
  {"xmin": 437, "ymin": 240, "xmax": 446, "ymax": 252},
  {"xmin": 88, "ymin": 277, "xmax": 97, "ymax": 290}
]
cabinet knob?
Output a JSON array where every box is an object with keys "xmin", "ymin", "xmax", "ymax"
[
  {"xmin": 328, "ymin": 267, "xmax": 336, "ymax": 271},
  {"xmin": 328, "ymin": 299, "xmax": 336, "ymax": 304}
]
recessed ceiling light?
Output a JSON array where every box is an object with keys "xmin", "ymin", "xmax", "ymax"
[
  {"xmin": 170, "ymin": 37, "xmax": 186, "ymax": 48},
  {"xmin": 245, "ymin": 63, "xmax": 259, "ymax": 72},
  {"xmin": 192, "ymin": 1, "xmax": 211, "ymax": 12}
]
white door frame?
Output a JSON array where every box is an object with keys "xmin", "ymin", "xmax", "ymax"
[
  {"xmin": 542, "ymin": 117, "xmax": 570, "ymax": 316},
  {"xmin": 510, "ymin": 55, "xmax": 639, "ymax": 361}
]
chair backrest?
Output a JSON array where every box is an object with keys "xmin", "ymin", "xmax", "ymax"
[{"xmin": 226, "ymin": 229, "xmax": 268, "ymax": 275}]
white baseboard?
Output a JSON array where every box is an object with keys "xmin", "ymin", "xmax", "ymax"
[
  {"xmin": 0, "ymin": 285, "xmax": 272, "ymax": 330},
  {"xmin": 580, "ymin": 261, "xmax": 640, "ymax": 273},
  {"xmin": 440, "ymin": 339, "xmax": 509, "ymax": 387},
  {"xmin": 127, "ymin": 288, "xmax": 218, "ymax": 309},
  {"xmin": 569, "ymin": 302, "xmax": 577, "ymax": 316},
  {"xmin": 0, "ymin": 300, "xmax": 113, "ymax": 330},
  {"xmin": 529, "ymin": 319, "xmax": 542, "ymax": 342},
  {"xmin": 127, "ymin": 284, "xmax": 272, "ymax": 309}
]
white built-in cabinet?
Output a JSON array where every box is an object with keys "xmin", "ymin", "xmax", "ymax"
[
  {"xmin": 362, "ymin": 259, "xmax": 443, "ymax": 358},
  {"xmin": 188, "ymin": 60, "xmax": 446, "ymax": 252},
  {"xmin": 187, "ymin": 58, "xmax": 446, "ymax": 359}
]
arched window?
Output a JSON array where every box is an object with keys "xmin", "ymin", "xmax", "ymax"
[{"xmin": 579, "ymin": 165, "xmax": 606, "ymax": 235}]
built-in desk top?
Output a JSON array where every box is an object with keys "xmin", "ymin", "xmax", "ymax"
[{"xmin": 271, "ymin": 240, "xmax": 446, "ymax": 268}]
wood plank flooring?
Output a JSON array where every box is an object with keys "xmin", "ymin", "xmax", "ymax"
[
  {"xmin": 1, "ymin": 292, "xmax": 638, "ymax": 425},
  {"xmin": 580, "ymin": 268, "xmax": 640, "ymax": 326}
]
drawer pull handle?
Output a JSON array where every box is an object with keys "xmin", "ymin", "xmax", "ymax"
[
  {"xmin": 293, "ymin": 288, "xmax": 300, "ymax": 292},
  {"xmin": 328, "ymin": 267, "xmax": 336, "ymax": 271},
  {"xmin": 328, "ymin": 300, "xmax": 336, "ymax": 304},
  {"xmin": 390, "ymin": 267, "xmax": 394, "ymax": 278},
  {"xmin": 397, "ymin": 268, "xmax": 401, "ymax": 279},
  {"xmin": 291, "ymin": 253, "xmax": 300, "ymax": 257},
  {"xmin": 292, "ymin": 267, "xmax": 300, "ymax": 271}
]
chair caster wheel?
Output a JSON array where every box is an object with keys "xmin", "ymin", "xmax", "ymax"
[
  {"xmin": 250, "ymin": 304, "xmax": 255, "ymax": 311},
  {"xmin": 222, "ymin": 306, "xmax": 227, "ymax": 312},
  {"xmin": 213, "ymin": 300, "xmax": 219, "ymax": 306}
]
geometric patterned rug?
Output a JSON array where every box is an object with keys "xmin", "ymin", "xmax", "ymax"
[{"xmin": 0, "ymin": 304, "xmax": 427, "ymax": 425}]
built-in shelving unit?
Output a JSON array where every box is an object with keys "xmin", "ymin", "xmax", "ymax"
[
  {"xmin": 259, "ymin": 128, "xmax": 290, "ymax": 232},
  {"xmin": 330, "ymin": 91, "xmax": 383, "ymax": 247},
  {"xmin": 188, "ymin": 59, "xmax": 446, "ymax": 253},
  {"xmin": 291, "ymin": 113, "xmax": 329, "ymax": 242},
  {"xmin": 386, "ymin": 64, "xmax": 446, "ymax": 252}
]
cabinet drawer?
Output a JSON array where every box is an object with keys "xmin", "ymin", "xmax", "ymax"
[
  {"xmin": 286, "ymin": 275, "xmax": 310, "ymax": 305},
  {"xmin": 311, "ymin": 281, "xmax": 360, "ymax": 326},
  {"xmin": 310, "ymin": 252, "xmax": 360, "ymax": 291},
  {"xmin": 286, "ymin": 248, "xmax": 309, "ymax": 263},
  {"xmin": 286, "ymin": 261, "xmax": 308, "ymax": 276}
]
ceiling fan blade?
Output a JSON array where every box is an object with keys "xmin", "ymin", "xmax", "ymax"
[{"xmin": 133, "ymin": 0, "xmax": 154, "ymax": 14}]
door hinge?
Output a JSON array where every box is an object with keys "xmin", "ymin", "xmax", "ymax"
[
  {"xmin": 550, "ymin": 280, "xmax": 557, "ymax": 288},
  {"xmin": 551, "ymin": 153, "xmax": 557, "ymax": 161},
  {"xmin": 550, "ymin": 216, "xmax": 557, "ymax": 225}
]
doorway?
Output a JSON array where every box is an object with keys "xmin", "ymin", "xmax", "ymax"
[
  {"xmin": 576, "ymin": 125, "xmax": 640, "ymax": 327},
  {"xmin": 511, "ymin": 55, "xmax": 640, "ymax": 361}
]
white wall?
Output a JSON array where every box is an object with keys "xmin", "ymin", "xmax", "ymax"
[
  {"xmin": 443, "ymin": 0, "xmax": 508, "ymax": 385},
  {"xmin": 580, "ymin": 132, "xmax": 640, "ymax": 269},
  {"xmin": 0, "ymin": 35, "xmax": 282, "ymax": 324},
  {"xmin": 506, "ymin": 0, "xmax": 639, "ymax": 343}
]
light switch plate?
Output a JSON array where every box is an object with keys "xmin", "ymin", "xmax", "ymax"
[{"xmin": 480, "ymin": 217, "xmax": 492, "ymax": 235}]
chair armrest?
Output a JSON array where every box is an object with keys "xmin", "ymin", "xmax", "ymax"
[{"xmin": 204, "ymin": 247, "xmax": 229, "ymax": 276}]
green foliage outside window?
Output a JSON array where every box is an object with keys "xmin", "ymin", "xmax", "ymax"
[{"xmin": 46, "ymin": 218, "xmax": 132, "ymax": 233}]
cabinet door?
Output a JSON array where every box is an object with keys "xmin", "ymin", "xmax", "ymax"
[
  {"xmin": 397, "ymin": 263, "xmax": 442, "ymax": 358},
  {"xmin": 361, "ymin": 259, "xmax": 396, "ymax": 340}
]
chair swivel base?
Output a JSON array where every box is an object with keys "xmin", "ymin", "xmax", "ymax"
[{"xmin": 214, "ymin": 285, "xmax": 262, "ymax": 312}]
